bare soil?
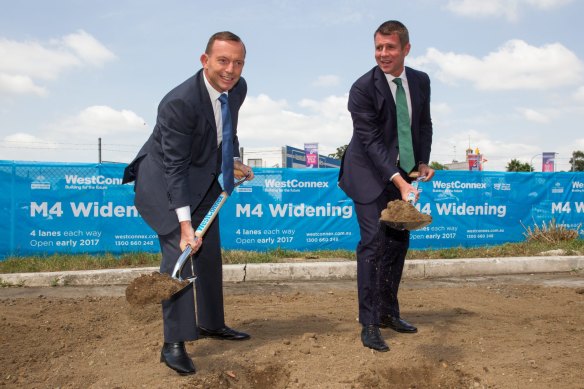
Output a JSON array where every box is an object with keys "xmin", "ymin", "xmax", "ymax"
[
  {"xmin": 1, "ymin": 274, "xmax": 584, "ymax": 388},
  {"xmin": 380, "ymin": 200, "xmax": 433, "ymax": 230},
  {"xmin": 125, "ymin": 272, "xmax": 190, "ymax": 306}
]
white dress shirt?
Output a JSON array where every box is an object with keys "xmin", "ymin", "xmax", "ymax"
[{"xmin": 385, "ymin": 70, "xmax": 413, "ymax": 182}]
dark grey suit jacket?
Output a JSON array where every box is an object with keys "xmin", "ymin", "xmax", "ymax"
[
  {"xmin": 338, "ymin": 66, "xmax": 432, "ymax": 204},
  {"xmin": 123, "ymin": 69, "xmax": 247, "ymax": 235}
]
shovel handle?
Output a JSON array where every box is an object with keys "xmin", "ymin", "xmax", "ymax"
[
  {"xmin": 170, "ymin": 174, "xmax": 250, "ymax": 281},
  {"xmin": 406, "ymin": 181, "xmax": 419, "ymax": 204},
  {"xmin": 406, "ymin": 176, "xmax": 426, "ymax": 205}
]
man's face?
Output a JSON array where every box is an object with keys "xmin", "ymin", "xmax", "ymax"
[
  {"xmin": 201, "ymin": 39, "xmax": 245, "ymax": 92},
  {"xmin": 374, "ymin": 32, "xmax": 410, "ymax": 77}
]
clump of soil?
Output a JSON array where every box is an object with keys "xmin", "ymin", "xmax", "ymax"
[
  {"xmin": 380, "ymin": 200, "xmax": 432, "ymax": 230},
  {"xmin": 125, "ymin": 272, "xmax": 190, "ymax": 305}
]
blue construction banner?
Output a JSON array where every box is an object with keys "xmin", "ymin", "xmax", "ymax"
[
  {"xmin": 0, "ymin": 160, "xmax": 583, "ymax": 259},
  {"xmin": 221, "ymin": 168, "xmax": 355, "ymax": 250},
  {"xmin": 412, "ymin": 171, "xmax": 583, "ymax": 248},
  {"xmin": 0, "ymin": 161, "xmax": 158, "ymax": 258}
]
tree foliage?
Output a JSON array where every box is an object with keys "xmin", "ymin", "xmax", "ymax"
[
  {"xmin": 569, "ymin": 150, "xmax": 584, "ymax": 171},
  {"xmin": 429, "ymin": 161, "xmax": 448, "ymax": 170},
  {"xmin": 328, "ymin": 145, "xmax": 348, "ymax": 160},
  {"xmin": 506, "ymin": 159, "xmax": 532, "ymax": 172}
]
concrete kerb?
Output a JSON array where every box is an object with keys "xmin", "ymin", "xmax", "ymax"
[{"xmin": 1, "ymin": 256, "xmax": 583, "ymax": 288}]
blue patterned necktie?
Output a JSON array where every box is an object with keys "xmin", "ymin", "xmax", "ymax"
[
  {"xmin": 393, "ymin": 78, "xmax": 415, "ymax": 173},
  {"xmin": 219, "ymin": 93, "xmax": 234, "ymax": 195}
]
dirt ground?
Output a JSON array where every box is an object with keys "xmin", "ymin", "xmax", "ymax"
[{"xmin": 2, "ymin": 273, "xmax": 584, "ymax": 389}]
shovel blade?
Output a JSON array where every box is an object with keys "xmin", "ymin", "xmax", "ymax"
[{"xmin": 166, "ymin": 275, "xmax": 196, "ymax": 299}]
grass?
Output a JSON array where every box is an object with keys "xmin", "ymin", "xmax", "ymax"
[
  {"xmin": 408, "ymin": 239, "xmax": 584, "ymax": 260},
  {"xmin": 0, "ymin": 252, "xmax": 160, "ymax": 274},
  {"xmin": 521, "ymin": 219, "xmax": 581, "ymax": 243},
  {"xmin": 0, "ymin": 239, "xmax": 582, "ymax": 274}
]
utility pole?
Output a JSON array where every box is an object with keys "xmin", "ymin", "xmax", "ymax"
[{"xmin": 98, "ymin": 137, "xmax": 102, "ymax": 164}]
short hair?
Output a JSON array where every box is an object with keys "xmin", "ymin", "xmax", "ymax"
[
  {"xmin": 375, "ymin": 20, "xmax": 409, "ymax": 48},
  {"xmin": 205, "ymin": 31, "xmax": 246, "ymax": 56}
]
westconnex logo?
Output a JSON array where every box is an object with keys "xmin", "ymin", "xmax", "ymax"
[
  {"xmin": 264, "ymin": 179, "xmax": 329, "ymax": 189},
  {"xmin": 432, "ymin": 181, "xmax": 487, "ymax": 191},
  {"xmin": 572, "ymin": 181, "xmax": 584, "ymax": 192},
  {"xmin": 64, "ymin": 175, "xmax": 123, "ymax": 185}
]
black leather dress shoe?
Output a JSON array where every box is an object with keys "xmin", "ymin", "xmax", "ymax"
[
  {"xmin": 361, "ymin": 325, "xmax": 389, "ymax": 352},
  {"xmin": 160, "ymin": 342, "xmax": 196, "ymax": 375},
  {"xmin": 198, "ymin": 326, "xmax": 250, "ymax": 341},
  {"xmin": 379, "ymin": 316, "xmax": 418, "ymax": 333}
]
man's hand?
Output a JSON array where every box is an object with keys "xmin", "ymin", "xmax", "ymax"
[
  {"xmin": 234, "ymin": 160, "xmax": 254, "ymax": 181},
  {"xmin": 179, "ymin": 221, "xmax": 203, "ymax": 253},
  {"xmin": 418, "ymin": 163, "xmax": 435, "ymax": 181},
  {"xmin": 392, "ymin": 175, "xmax": 419, "ymax": 203}
]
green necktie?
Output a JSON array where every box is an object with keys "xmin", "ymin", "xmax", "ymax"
[{"xmin": 393, "ymin": 78, "xmax": 415, "ymax": 173}]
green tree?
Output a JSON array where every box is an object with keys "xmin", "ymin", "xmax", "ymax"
[
  {"xmin": 328, "ymin": 145, "xmax": 348, "ymax": 160},
  {"xmin": 506, "ymin": 159, "xmax": 532, "ymax": 172},
  {"xmin": 429, "ymin": 161, "xmax": 448, "ymax": 170},
  {"xmin": 569, "ymin": 150, "xmax": 584, "ymax": 171}
]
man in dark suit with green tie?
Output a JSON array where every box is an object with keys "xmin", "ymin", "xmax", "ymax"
[
  {"xmin": 123, "ymin": 31, "xmax": 254, "ymax": 375},
  {"xmin": 338, "ymin": 20, "xmax": 435, "ymax": 352}
]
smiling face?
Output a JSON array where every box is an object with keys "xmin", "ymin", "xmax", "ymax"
[
  {"xmin": 200, "ymin": 39, "xmax": 246, "ymax": 92},
  {"xmin": 374, "ymin": 32, "xmax": 410, "ymax": 77}
]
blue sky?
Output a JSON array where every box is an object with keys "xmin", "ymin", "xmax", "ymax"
[{"xmin": 1, "ymin": 0, "xmax": 583, "ymax": 171}]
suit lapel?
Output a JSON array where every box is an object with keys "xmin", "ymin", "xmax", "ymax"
[
  {"xmin": 374, "ymin": 67, "xmax": 394, "ymax": 114},
  {"xmin": 405, "ymin": 67, "xmax": 420, "ymax": 131},
  {"xmin": 196, "ymin": 70, "xmax": 218, "ymax": 134}
]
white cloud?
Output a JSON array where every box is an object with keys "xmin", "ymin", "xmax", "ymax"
[
  {"xmin": 50, "ymin": 105, "xmax": 147, "ymax": 137},
  {"xmin": 61, "ymin": 30, "xmax": 116, "ymax": 66},
  {"xmin": 312, "ymin": 75, "xmax": 341, "ymax": 87},
  {"xmin": 2, "ymin": 132, "xmax": 58, "ymax": 149},
  {"xmin": 0, "ymin": 37, "xmax": 79, "ymax": 80},
  {"xmin": 0, "ymin": 106, "xmax": 147, "ymax": 163},
  {"xmin": 4, "ymin": 94, "xmax": 351, "ymax": 164},
  {"xmin": 298, "ymin": 94, "xmax": 348, "ymax": 119},
  {"xmin": 0, "ymin": 74, "xmax": 47, "ymax": 96},
  {"xmin": 445, "ymin": 0, "xmax": 573, "ymax": 21},
  {"xmin": 524, "ymin": 0, "xmax": 574, "ymax": 10},
  {"xmin": 0, "ymin": 30, "xmax": 115, "ymax": 96},
  {"xmin": 573, "ymin": 138, "xmax": 584, "ymax": 151},
  {"xmin": 239, "ymin": 93, "xmax": 352, "ymax": 156},
  {"xmin": 431, "ymin": 102, "xmax": 452, "ymax": 116},
  {"xmin": 446, "ymin": 0, "xmax": 518, "ymax": 20},
  {"xmin": 517, "ymin": 107, "xmax": 550, "ymax": 123},
  {"xmin": 573, "ymin": 86, "xmax": 584, "ymax": 102},
  {"xmin": 411, "ymin": 39, "xmax": 583, "ymax": 91},
  {"xmin": 316, "ymin": 6, "xmax": 368, "ymax": 26},
  {"xmin": 0, "ymin": 133, "xmax": 60, "ymax": 162},
  {"xmin": 433, "ymin": 129, "xmax": 540, "ymax": 170}
]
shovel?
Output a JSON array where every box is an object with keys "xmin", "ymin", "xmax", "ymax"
[
  {"xmin": 169, "ymin": 174, "xmax": 249, "ymax": 292},
  {"xmin": 125, "ymin": 175, "xmax": 248, "ymax": 306},
  {"xmin": 379, "ymin": 172, "xmax": 432, "ymax": 231}
]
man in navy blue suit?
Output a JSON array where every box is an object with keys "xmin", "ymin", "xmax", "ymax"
[
  {"xmin": 339, "ymin": 20, "xmax": 435, "ymax": 352},
  {"xmin": 123, "ymin": 31, "xmax": 254, "ymax": 375}
]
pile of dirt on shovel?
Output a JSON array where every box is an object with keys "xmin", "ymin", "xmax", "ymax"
[
  {"xmin": 125, "ymin": 272, "xmax": 190, "ymax": 306},
  {"xmin": 380, "ymin": 200, "xmax": 432, "ymax": 224}
]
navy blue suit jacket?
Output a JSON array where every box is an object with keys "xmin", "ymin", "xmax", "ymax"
[
  {"xmin": 123, "ymin": 69, "xmax": 247, "ymax": 235},
  {"xmin": 338, "ymin": 65, "xmax": 432, "ymax": 204}
]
